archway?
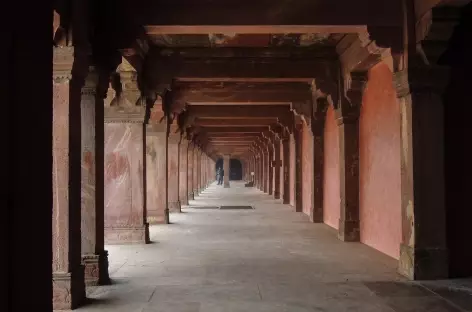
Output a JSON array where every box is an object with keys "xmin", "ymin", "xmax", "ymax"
[{"xmin": 230, "ymin": 159, "xmax": 243, "ymax": 180}]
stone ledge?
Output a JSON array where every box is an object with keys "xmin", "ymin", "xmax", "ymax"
[{"xmin": 104, "ymin": 225, "xmax": 150, "ymax": 245}]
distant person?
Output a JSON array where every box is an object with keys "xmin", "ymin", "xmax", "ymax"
[
  {"xmin": 218, "ymin": 168, "xmax": 224, "ymax": 185},
  {"xmin": 216, "ymin": 168, "xmax": 221, "ymax": 184}
]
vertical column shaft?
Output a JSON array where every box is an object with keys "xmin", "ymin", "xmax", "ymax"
[
  {"xmin": 168, "ymin": 126, "xmax": 181, "ymax": 213},
  {"xmin": 80, "ymin": 67, "xmax": 109, "ymax": 286},
  {"xmin": 52, "ymin": 47, "xmax": 85, "ymax": 310},
  {"xmin": 179, "ymin": 139, "xmax": 189, "ymax": 206},
  {"xmin": 146, "ymin": 122, "xmax": 169, "ymax": 224}
]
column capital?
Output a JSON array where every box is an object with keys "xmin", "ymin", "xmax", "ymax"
[
  {"xmin": 81, "ymin": 66, "xmax": 99, "ymax": 96},
  {"xmin": 393, "ymin": 66, "xmax": 450, "ymax": 98},
  {"xmin": 53, "ymin": 46, "xmax": 74, "ymax": 83}
]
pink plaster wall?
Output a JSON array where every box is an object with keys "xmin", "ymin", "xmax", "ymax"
[
  {"xmin": 323, "ymin": 105, "xmax": 340, "ymax": 229},
  {"xmin": 359, "ymin": 62, "xmax": 401, "ymax": 259},
  {"xmin": 302, "ymin": 122, "xmax": 313, "ymax": 216},
  {"xmin": 289, "ymin": 134, "xmax": 296, "ymax": 207}
]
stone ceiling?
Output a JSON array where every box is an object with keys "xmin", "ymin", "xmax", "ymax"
[{"xmin": 148, "ymin": 33, "xmax": 344, "ymax": 48}]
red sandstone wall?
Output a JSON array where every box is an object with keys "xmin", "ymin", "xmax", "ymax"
[
  {"xmin": 289, "ymin": 134, "xmax": 296, "ymax": 207},
  {"xmin": 302, "ymin": 122, "xmax": 313, "ymax": 216},
  {"xmin": 359, "ymin": 62, "xmax": 401, "ymax": 259},
  {"xmin": 323, "ymin": 105, "xmax": 340, "ymax": 229}
]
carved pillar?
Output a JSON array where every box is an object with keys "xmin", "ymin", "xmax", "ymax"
[
  {"xmin": 336, "ymin": 78, "xmax": 364, "ymax": 242},
  {"xmin": 179, "ymin": 138, "xmax": 189, "ymax": 206},
  {"xmin": 311, "ymin": 98, "xmax": 328, "ymax": 223},
  {"xmin": 273, "ymin": 137, "xmax": 281, "ymax": 199},
  {"xmin": 146, "ymin": 112, "xmax": 168, "ymax": 225},
  {"xmin": 104, "ymin": 69, "xmax": 149, "ymax": 242},
  {"xmin": 267, "ymin": 140, "xmax": 274, "ymax": 195},
  {"xmin": 168, "ymin": 120, "xmax": 181, "ymax": 213},
  {"xmin": 199, "ymin": 149, "xmax": 203, "ymax": 192},
  {"xmin": 188, "ymin": 143, "xmax": 194, "ymax": 200},
  {"xmin": 394, "ymin": 66, "xmax": 448, "ymax": 279},
  {"xmin": 80, "ymin": 67, "xmax": 109, "ymax": 286},
  {"xmin": 193, "ymin": 147, "xmax": 199, "ymax": 195},
  {"xmin": 52, "ymin": 47, "xmax": 86, "ymax": 310},
  {"xmin": 223, "ymin": 154, "xmax": 231, "ymax": 188},
  {"xmin": 261, "ymin": 141, "xmax": 269, "ymax": 193},
  {"xmin": 294, "ymin": 122, "xmax": 303, "ymax": 212},
  {"xmin": 202, "ymin": 154, "xmax": 207, "ymax": 188},
  {"xmin": 282, "ymin": 135, "xmax": 290, "ymax": 204}
]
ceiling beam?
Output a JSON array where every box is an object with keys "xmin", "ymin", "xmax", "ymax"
[
  {"xmin": 202, "ymin": 126, "xmax": 268, "ymax": 133},
  {"xmin": 194, "ymin": 118, "xmax": 277, "ymax": 127},
  {"xmin": 140, "ymin": 0, "xmax": 401, "ymax": 28},
  {"xmin": 186, "ymin": 105, "xmax": 292, "ymax": 118}
]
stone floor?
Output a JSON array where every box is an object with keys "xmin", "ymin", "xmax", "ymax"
[{"xmin": 79, "ymin": 182, "xmax": 472, "ymax": 312}]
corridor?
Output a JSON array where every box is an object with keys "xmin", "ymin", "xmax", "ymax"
[{"xmin": 78, "ymin": 182, "xmax": 470, "ymax": 312}]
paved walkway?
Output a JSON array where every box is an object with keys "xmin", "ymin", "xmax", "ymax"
[{"xmin": 79, "ymin": 182, "xmax": 472, "ymax": 312}]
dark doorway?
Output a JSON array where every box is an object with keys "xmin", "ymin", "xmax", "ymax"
[{"xmin": 230, "ymin": 159, "xmax": 242, "ymax": 180}]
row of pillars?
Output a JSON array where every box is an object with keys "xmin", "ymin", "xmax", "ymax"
[
  {"xmin": 52, "ymin": 47, "xmax": 215, "ymax": 309},
  {"xmin": 243, "ymin": 66, "xmax": 449, "ymax": 281}
]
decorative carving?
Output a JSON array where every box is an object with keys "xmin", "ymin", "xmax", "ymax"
[
  {"xmin": 81, "ymin": 67, "xmax": 99, "ymax": 96},
  {"xmin": 393, "ymin": 66, "xmax": 450, "ymax": 98},
  {"xmin": 53, "ymin": 47, "xmax": 74, "ymax": 83}
]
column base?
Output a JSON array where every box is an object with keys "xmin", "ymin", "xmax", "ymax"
[
  {"xmin": 188, "ymin": 192, "xmax": 194, "ymax": 200},
  {"xmin": 82, "ymin": 250, "xmax": 110, "ymax": 286},
  {"xmin": 169, "ymin": 201, "xmax": 181, "ymax": 213},
  {"xmin": 398, "ymin": 244, "xmax": 448, "ymax": 280},
  {"xmin": 53, "ymin": 266, "xmax": 86, "ymax": 310},
  {"xmin": 105, "ymin": 224, "xmax": 150, "ymax": 245},
  {"xmin": 274, "ymin": 191, "xmax": 280, "ymax": 199},
  {"xmin": 224, "ymin": 182, "xmax": 230, "ymax": 188},
  {"xmin": 147, "ymin": 209, "xmax": 170, "ymax": 224},
  {"xmin": 310, "ymin": 210, "xmax": 323, "ymax": 223},
  {"xmin": 338, "ymin": 219, "xmax": 360, "ymax": 242}
]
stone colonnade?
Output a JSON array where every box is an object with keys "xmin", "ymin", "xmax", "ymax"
[
  {"xmin": 247, "ymin": 62, "xmax": 453, "ymax": 282},
  {"xmin": 51, "ymin": 49, "xmax": 216, "ymax": 310}
]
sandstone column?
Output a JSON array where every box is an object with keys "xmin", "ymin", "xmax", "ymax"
[
  {"xmin": 193, "ymin": 147, "xmax": 199, "ymax": 195},
  {"xmin": 168, "ymin": 121, "xmax": 181, "ymax": 213},
  {"xmin": 104, "ymin": 65, "xmax": 149, "ymax": 243},
  {"xmin": 80, "ymin": 67, "xmax": 109, "ymax": 286},
  {"xmin": 395, "ymin": 67, "xmax": 448, "ymax": 279},
  {"xmin": 52, "ymin": 47, "xmax": 86, "ymax": 310},
  {"xmin": 294, "ymin": 123, "xmax": 303, "ymax": 212},
  {"xmin": 311, "ymin": 98, "xmax": 328, "ymax": 223},
  {"xmin": 188, "ymin": 142, "xmax": 195, "ymax": 200},
  {"xmin": 267, "ymin": 140, "xmax": 274, "ymax": 195},
  {"xmin": 146, "ymin": 119, "xmax": 168, "ymax": 224},
  {"xmin": 273, "ymin": 137, "xmax": 282, "ymax": 199},
  {"xmin": 336, "ymin": 81, "xmax": 364, "ymax": 242},
  {"xmin": 179, "ymin": 138, "xmax": 189, "ymax": 206},
  {"xmin": 261, "ymin": 142, "xmax": 269, "ymax": 193},
  {"xmin": 281, "ymin": 134, "xmax": 290, "ymax": 205},
  {"xmin": 223, "ymin": 154, "xmax": 231, "ymax": 188}
]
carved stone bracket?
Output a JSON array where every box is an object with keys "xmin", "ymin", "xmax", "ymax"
[
  {"xmin": 53, "ymin": 47, "xmax": 74, "ymax": 83},
  {"xmin": 393, "ymin": 66, "xmax": 450, "ymax": 99}
]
